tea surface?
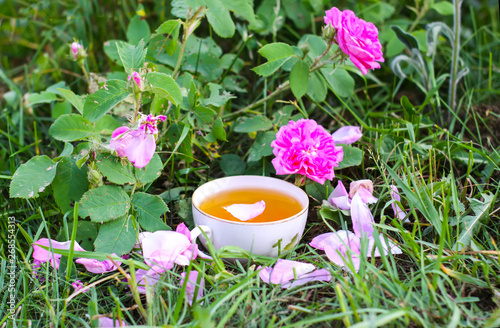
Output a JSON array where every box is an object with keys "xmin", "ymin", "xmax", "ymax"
[{"xmin": 199, "ymin": 188, "xmax": 303, "ymax": 223}]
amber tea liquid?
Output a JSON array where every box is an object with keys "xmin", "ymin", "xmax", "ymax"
[{"xmin": 199, "ymin": 188, "xmax": 303, "ymax": 223}]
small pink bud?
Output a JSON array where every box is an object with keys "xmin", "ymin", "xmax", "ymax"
[
  {"xmin": 128, "ymin": 71, "xmax": 142, "ymax": 91},
  {"xmin": 71, "ymin": 42, "xmax": 83, "ymax": 60}
]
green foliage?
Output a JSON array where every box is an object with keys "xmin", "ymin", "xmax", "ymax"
[
  {"xmin": 131, "ymin": 192, "xmax": 170, "ymax": 231},
  {"xmin": 83, "ymin": 80, "xmax": 129, "ymax": 122},
  {"xmin": 79, "ymin": 185, "xmax": 131, "ymax": 222},
  {"xmin": 49, "ymin": 114, "xmax": 94, "ymax": 142},
  {"xmin": 9, "ymin": 156, "xmax": 58, "ymax": 199},
  {"xmin": 94, "ymin": 215, "xmax": 137, "ymax": 256},
  {"xmin": 3, "ymin": 0, "xmax": 500, "ymax": 326}
]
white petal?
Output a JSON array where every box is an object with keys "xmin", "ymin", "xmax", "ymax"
[{"xmin": 223, "ymin": 200, "xmax": 266, "ymax": 221}]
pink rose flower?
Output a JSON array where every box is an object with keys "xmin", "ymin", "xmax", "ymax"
[
  {"xmin": 271, "ymin": 119, "xmax": 343, "ymax": 185},
  {"xmin": 324, "ymin": 7, "xmax": 384, "ymax": 75},
  {"xmin": 109, "ymin": 114, "xmax": 167, "ymax": 168}
]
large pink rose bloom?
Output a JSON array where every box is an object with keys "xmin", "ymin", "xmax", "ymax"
[
  {"xmin": 324, "ymin": 7, "xmax": 384, "ymax": 75},
  {"xmin": 271, "ymin": 119, "xmax": 343, "ymax": 185}
]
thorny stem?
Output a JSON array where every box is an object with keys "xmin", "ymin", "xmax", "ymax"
[
  {"xmin": 172, "ymin": 7, "xmax": 204, "ymax": 79},
  {"xmin": 224, "ymin": 42, "xmax": 334, "ymax": 119},
  {"xmin": 448, "ymin": 0, "xmax": 462, "ymax": 119}
]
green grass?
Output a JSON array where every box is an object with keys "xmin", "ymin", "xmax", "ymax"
[{"xmin": 1, "ymin": 0, "xmax": 500, "ymax": 327}]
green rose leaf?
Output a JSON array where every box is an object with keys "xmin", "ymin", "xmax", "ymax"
[
  {"xmin": 247, "ymin": 131, "xmax": 276, "ymax": 162},
  {"xmin": 79, "ymin": 185, "xmax": 131, "ymax": 222},
  {"xmin": 220, "ymin": 154, "xmax": 246, "ymax": 176},
  {"xmin": 146, "ymin": 72, "xmax": 183, "ymax": 106},
  {"xmin": 52, "ymin": 156, "xmax": 89, "ymax": 213},
  {"xmin": 56, "ymin": 88, "xmax": 84, "ymax": 114},
  {"xmin": 116, "ymin": 40, "xmax": 147, "ymax": 74},
  {"xmin": 83, "ymin": 80, "xmax": 129, "ymax": 122},
  {"xmin": 337, "ymin": 145, "xmax": 363, "ymax": 169},
  {"xmin": 252, "ymin": 43, "xmax": 296, "ymax": 77},
  {"xmin": 234, "ymin": 115, "xmax": 273, "ymax": 133},
  {"xmin": 9, "ymin": 156, "xmax": 58, "ymax": 199},
  {"xmin": 94, "ymin": 215, "xmax": 137, "ymax": 256},
  {"xmin": 134, "ymin": 153, "xmax": 163, "ymax": 184},
  {"xmin": 131, "ymin": 192, "xmax": 170, "ymax": 232},
  {"xmin": 290, "ymin": 60, "xmax": 309, "ymax": 99},
  {"xmin": 49, "ymin": 114, "xmax": 94, "ymax": 142},
  {"xmin": 126, "ymin": 15, "xmax": 151, "ymax": 45},
  {"xmin": 95, "ymin": 154, "xmax": 136, "ymax": 185}
]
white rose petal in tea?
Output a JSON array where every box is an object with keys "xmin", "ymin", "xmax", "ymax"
[{"xmin": 223, "ymin": 200, "xmax": 266, "ymax": 221}]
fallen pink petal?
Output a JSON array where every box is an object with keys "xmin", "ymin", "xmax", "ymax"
[
  {"xmin": 33, "ymin": 238, "xmax": 86, "ymax": 270},
  {"xmin": 72, "ymin": 280, "xmax": 85, "ymax": 292},
  {"xmin": 223, "ymin": 200, "xmax": 266, "ymax": 221},
  {"xmin": 75, "ymin": 255, "xmax": 121, "ymax": 274},
  {"xmin": 350, "ymin": 193, "xmax": 375, "ymax": 237},
  {"xmin": 390, "ymin": 185, "xmax": 409, "ymax": 222},
  {"xmin": 133, "ymin": 268, "xmax": 162, "ymax": 294},
  {"xmin": 259, "ymin": 259, "xmax": 331, "ymax": 289},
  {"xmin": 331, "ymin": 126, "xmax": 363, "ymax": 145},
  {"xmin": 180, "ymin": 271, "xmax": 204, "ymax": 305},
  {"xmin": 97, "ymin": 317, "xmax": 129, "ymax": 327},
  {"xmin": 141, "ymin": 230, "xmax": 198, "ymax": 272},
  {"xmin": 329, "ymin": 180, "xmax": 351, "ymax": 210}
]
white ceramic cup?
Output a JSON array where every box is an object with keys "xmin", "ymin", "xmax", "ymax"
[{"xmin": 191, "ymin": 175, "xmax": 309, "ymax": 258}]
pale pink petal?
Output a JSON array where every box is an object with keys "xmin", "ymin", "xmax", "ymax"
[
  {"xmin": 281, "ymin": 268, "xmax": 332, "ymax": 289},
  {"xmin": 329, "ymin": 181, "xmax": 351, "ymax": 210},
  {"xmin": 176, "ymin": 223, "xmax": 191, "ymax": 242},
  {"xmin": 267, "ymin": 259, "xmax": 316, "ymax": 285},
  {"xmin": 76, "ymin": 255, "xmax": 121, "ymax": 274},
  {"xmin": 350, "ymin": 193, "xmax": 375, "ymax": 237},
  {"xmin": 180, "ymin": 271, "xmax": 204, "ymax": 305},
  {"xmin": 97, "ymin": 317, "xmax": 129, "ymax": 327},
  {"xmin": 109, "ymin": 127, "xmax": 132, "ymax": 158},
  {"xmin": 349, "ymin": 180, "xmax": 374, "ymax": 199},
  {"xmin": 309, "ymin": 232, "xmax": 335, "ymax": 250},
  {"xmin": 258, "ymin": 266, "xmax": 273, "ymax": 284},
  {"xmin": 223, "ymin": 200, "xmax": 266, "ymax": 221},
  {"xmin": 72, "ymin": 280, "xmax": 85, "ymax": 292},
  {"xmin": 133, "ymin": 268, "xmax": 161, "ymax": 294},
  {"xmin": 390, "ymin": 185, "xmax": 409, "ymax": 222},
  {"xmin": 124, "ymin": 130, "xmax": 156, "ymax": 168},
  {"xmin": 134, "ymin": 232, "xmax": 153, "ymax": 249},
  {"xmin": 141, "ymin": 231, "xmax": 193, "ymax": 271},
  {"xmin": 33, "ymin": 238, "xmax": 85, "ymax": 270},
  {"xmin": 356, "ymin": 186, "xmax": 378, "ymax": 204},
  {"xmin": 322, "ymin": 232, "xmax": 362, "ymax": 272},
  {"xmin": 331, "ymin": 126, "xmax": 362, "ymax": 145},
  {"xmin": 367, "ymin": 235, "xmax": 403, "ymax": 257},
  {"xmin": 71, "ymin": 42, "xmax": 82, "ymax": 59}
]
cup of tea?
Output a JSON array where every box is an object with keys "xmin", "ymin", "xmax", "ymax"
[{"xmin": 191, "ymin": 175, "xmax": 309, "ymax": 258}]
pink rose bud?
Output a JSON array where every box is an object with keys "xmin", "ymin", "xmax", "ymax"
[
  {"xmin": 70, "ymin": 42, "xmax": 84, "ymax": 61},
  {"xmin": 127, "ymin": 71, "xmax": 142, "ymax": 91}
]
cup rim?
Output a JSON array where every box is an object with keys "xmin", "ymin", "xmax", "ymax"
[{"xmin": 192, "ymin": 175, "xmax": 309, "ymax": 226}]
